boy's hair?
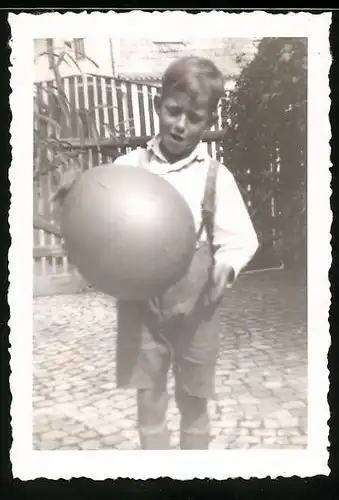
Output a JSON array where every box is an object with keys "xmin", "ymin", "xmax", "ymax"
[{"xmin": 161, "ymin": 56, "xmax": 225, "ymax": 112}]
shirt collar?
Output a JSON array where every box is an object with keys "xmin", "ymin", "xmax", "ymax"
[{"xmin": 146, "ymin": 134, "xmax": 209, "ymax": 170}]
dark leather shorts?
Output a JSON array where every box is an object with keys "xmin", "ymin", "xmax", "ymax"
[{"xmin": 115, "ymin": 298, "xmax": 221, "ymax": 399}]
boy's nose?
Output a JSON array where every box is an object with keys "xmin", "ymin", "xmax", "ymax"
[{"xmin": 174, "ymin": 115, "xmax": 187, "ymax": 134}]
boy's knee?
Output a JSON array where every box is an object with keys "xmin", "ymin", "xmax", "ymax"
[
  {"xmin": 137, "ymin": 386, "xmax": 168, "ymax": 425},
  {"xmin": 175, "ymin": 359, "xmax": 216, "ymax": 399},
  {"xmin": 137, "ymin": 387, "xmax": 170, "ymax": 450},
  {"xmin": 175, "ymin": 386, "xmax": 208, "ymax": 422},
  {"xmin": 175, "ymin": 386, "xmax": 211, "ymax": 449}
]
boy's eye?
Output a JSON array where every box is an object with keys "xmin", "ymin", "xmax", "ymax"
[
  {"xmin": 165, "ymin": 104, "xmax": 205, "ymax": 124},
  {"xmin": 166, "ymin": 105, "xmax": 181, "ymax": 116}
]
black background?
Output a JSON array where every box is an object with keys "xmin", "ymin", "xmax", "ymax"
[{"xmin": 1, "ymin": 7, "xmax": 338, "ymax": 500}]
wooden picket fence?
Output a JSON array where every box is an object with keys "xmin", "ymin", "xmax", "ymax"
[
  {"xmin": 34, "ymin": 73, "xmax": 283, "ymax": 296},
  {"xmin": 34, "ymin": 74, "xmax": 230, "ymax": 296}
]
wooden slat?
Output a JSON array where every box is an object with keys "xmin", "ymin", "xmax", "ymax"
[
  {"xmin": 34, "ymin": 245, "xmax": 66, "ymax": 259},
  {"xmin": 33, "ymin": 215, "xmax": 61, "ymax": 236},
  {"xmin": 92, "ymin": 76, "xmax": 103, "ymax": 165},
  {"xmin": 34, "ymin": 273, "xmax": 90, "ymax": 297},
  {"xmin": 147, "ymin": 86, "xmax": 155, "ymax": 136},
  {"xmin": 47, "ymin": 170, "xmax": 57, "ymax": 274},
  {"xmin": 77, "ymin": 75, "xmax": 88, "ymax": 138},
  {"xmin": 33, "ymin": 184, "xmax": 41, "ymax": 246},
  {"xmin": 151, "ymin": 87, "xmax": 159, "ymax": 134},
  {"xmin": 115, "ymin": 80, "xmax": 125, "ymax": 142},
  {"xmin": 96, "ymin": 76, "xmax": 105, "ymax": 137},
  {"xmin": 101, "ymin": 77, "xmax": 110, "ymax": 139},
  {"xmin": 68, "ymin": 76, "xmax": 77, "ymax": 136},
  {"xmin": 143, "ymin": 85, "xmax": 151, "ymax": 136},
  {"xmin": 137, "ymin": 84, "xmax": 146, "ymax": 137},
  {"xmin": 62, "ymin": 129, "xmax": 226, "ymax": 150},
  {"xmin": 110, "ymin": 77, "xmax": 120, "ymax": 134},
  {"xmin": 120, "ymin": 82, "xmax": 129, "ymax": 138},
  {"xmin": 126, "ymin": 82, "xmax": 135, "ymax": 136}
]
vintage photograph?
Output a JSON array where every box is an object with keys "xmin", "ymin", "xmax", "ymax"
[{"xmin": 9, "ymin": 11, "xmax": 331, "ymax": 480}]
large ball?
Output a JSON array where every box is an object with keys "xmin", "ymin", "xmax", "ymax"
[{"xmin": 60, "ymin": 164, "xmax": 196, "ymax": 300}]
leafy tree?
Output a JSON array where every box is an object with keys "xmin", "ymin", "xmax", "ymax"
[{"xmin": 223, "ymin": 37, "xmax": 307, "ymax": 269}]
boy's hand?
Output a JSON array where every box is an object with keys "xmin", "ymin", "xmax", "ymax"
[{"xmin": 207, "ymin": 263, "xmax": 234, "ymax": 304}]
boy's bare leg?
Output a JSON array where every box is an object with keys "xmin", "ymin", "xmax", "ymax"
[
  {"xmin": 137, "ymin": 385, "xmax": 170, "ymax": 449},
  {"xmin": 171, "ymin": 306, "xmax": 221, "ymax": 450},
  {"xmin": 175, "ymin": 385, "xmax": 211, "ymax": 449},
  {"xmin": 116, "ymin": 300, "xmax": 172, "ymax": 449}
]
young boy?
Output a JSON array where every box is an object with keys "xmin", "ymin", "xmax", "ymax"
[
  {"xmin": 55, "ymin": 56, "xmax": 259, "ymax": 450},
  {"xmin": 112, "ymin": 57, "xmax": 259, "ymax": 449}
]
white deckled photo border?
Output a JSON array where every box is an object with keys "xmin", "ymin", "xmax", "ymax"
[{"xmin": 8, "ymin": 10, "xmax": 332, "ymax": 480}]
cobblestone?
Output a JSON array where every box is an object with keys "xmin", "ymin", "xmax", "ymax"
[
  {"xmin": 62, "ymin": 436, "xmax": 81, "ymax": 446},
  {"xmin": 282, "ymin": 400, "xmax": 307, "ymax": 410},
  {"xmin": 79, "ymin": 439, "xmax": 101, "ymax": 450},
  {"xmin": 270, "ymin": 409, "xmax": 293, "ymax": 421},
  {"xmin": 217, "ymin": 398, "xmax": 238, "ymax": 407},
  {"xmin": 253, "ymin": 428, "xmax": 277, "ymax": 437},
  {"xmin": 96, "ymin": 424, "xmax": 121, "ymax": 436},
  {"xmin": 280, "ymin": 418, "xmax": 300, "ymax": 428},
  {"xmin": 234, "ymin": 435, "xmax": 261, "ymax": 445},
  {"xmin": 57, "ymin": 394, "xmax": 74, "ymax": 403},
  {"xmin": 33, "ymin": 423, "xmax": 51, "ymax": 434},
  {"xmin": 239, "ymin": 420, "xmax": 261, "ymax": 428},
  {"xmin": 277, "ymin": 428, "xmax": 301, "ymax": 437},
  {"xmin": 36, "ymin": 440, "xmax": 61, "ymax": 450},
  {"xmin": 264, "ymin": 419, "xmax": 281, "ymax": 429},
  {"xmin": 102, "ymin": 434, "xmax": 126, "ymax": 447},
  {"xmin": 290, "ymin": 436, "xmax": 308, "ymax": 446},
  {"xmin": 116, "ymin": 440, "xmax": 138, "ymax": 450},
  {"xmin": 33, "ymin": 270, "xmax": 308, "ymax": 450},
  {"xmin": 263, "ymin": 436, "xmax": 289, "ymax": 446},
  {"xmin": 289, "ymin": 408, "xmax": 308, "ymax": 418},
  {"xmin": 79, "ymin": 430, "xmax": 99, "ymax": 440},
  {"xmin": 50, "ymin": 419, "xmax": 70, "ymax": 430},
  {"xmin": 40, "ymin": 430, "xmax": 68, "ymax": 441},
  {"xmin": 120, "ymin": 429, "xmax": 139, "ymax": 440},
  {"xmin": 117, "ymin": 419, "xmax": 135, "ymax": 430},
  {"xmin": 62, "ymin": 423, "xmax": 86, "ymax": 434},
  {"xmin": 220, "ymin": 419, "xmax": 239, "ymax": 429}
]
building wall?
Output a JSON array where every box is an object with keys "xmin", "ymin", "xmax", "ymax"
[
  {"xmin": 114, "ymin": 38, "xmax": 259, "ymax": 80},
  {"xmin": 34, "ymin": 37, "xmax": 259, "ymax": 83},
  {"xmin": 34, "ymin": 38, "xmax": 114, "ymax": 82}
]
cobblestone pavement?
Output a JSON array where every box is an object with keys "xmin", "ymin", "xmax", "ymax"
[{"xmin": 33, "ymin": 269, "xmax": 307, "ymax": 450}]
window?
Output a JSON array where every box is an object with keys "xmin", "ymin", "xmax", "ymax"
[
  {"xmin": 73, "ymin": 38, "xmax": 85, "ymax": 60},
  {"xmin": 153, "ymin": 41, "xmax": 185, "ymax": 54}
]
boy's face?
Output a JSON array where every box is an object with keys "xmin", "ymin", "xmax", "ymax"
[{"xmin": 154, "ymin": 90, "xmax": 215, "ymax": 163}]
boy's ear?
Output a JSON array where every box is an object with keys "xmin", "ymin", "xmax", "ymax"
[{"xmin": 154, "ymin": 94, "xmax": 161, "ymax": 114}]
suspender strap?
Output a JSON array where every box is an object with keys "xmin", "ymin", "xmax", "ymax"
[
  {"xmin": 137, "ymin": 149, "xmax": 219, "ymax": 260},
  {"xmin": 196, "ymin": 159, "xmax": 220, "ymax": 263}
]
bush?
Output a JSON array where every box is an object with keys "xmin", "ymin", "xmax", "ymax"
[{"xmin": 223, "ymin": 37, "xmax": 307, "ymax": 269}]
